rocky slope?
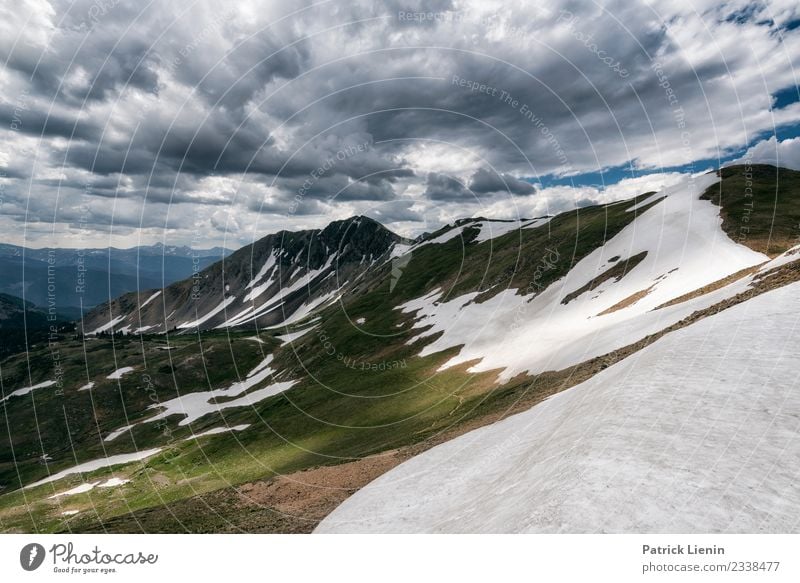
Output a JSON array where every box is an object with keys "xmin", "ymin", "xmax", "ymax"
[{"xmin": 81, "ymin": 216, "xmax": 406, "ymax": 334}]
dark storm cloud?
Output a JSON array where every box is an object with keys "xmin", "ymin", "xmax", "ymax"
[
  {"xmin": 0, "ymin": 0, "xmax": 798, "ymax": 246},
  {"xmin": 0, "ymin": 105, "xmax": 100, "ymax": 141},
  {"xmin": 173, "ymin": 30, "xmax": 312, "ymax": 113},
  {"xmin": 423, "ymin": 172, "xmax": 472, "ymax": 201},
  {"xmin": 247, "ymin": 193, "xmax": 328, "ymax": 216},
  {"xmin": 1, "ymin": 25, "xmax": 161, "ymax": 108},
  {"xmin": 469, "ymin": 168, "xmax": 535, "ymax": 195},
  {"xmin": 368, "ymin": 199, "xmax": 424, "ymax": 223},
  {"xmin": 271, "ymin": 173, "xmax": 399, "ymax": 203},
  {"xmin": 76, "ymin": 39, "xmax": 160, "ymax": 103},
  {"xmin": 0, "ymin": 165, "xmax": 30, "ymax": 180}
]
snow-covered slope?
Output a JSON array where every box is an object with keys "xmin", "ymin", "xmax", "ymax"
[
  {"xmin": 397, "ymin": 172, "xmax": 768, "ymax": 381},
  {"xmin": 318, "ymin": 284, "xmax": 800, "ymax": 532},
  {"xmin": 82, "ymin": 216, "xmax": 404, "ymax": 333},
  {"xmin": 317, "ymin": 281, "xmax": 800, "ymax": 533}
]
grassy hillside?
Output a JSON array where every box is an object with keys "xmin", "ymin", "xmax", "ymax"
[{"xmin": 702, "ymin": 164, "xmax": 800, "ymax": 255}]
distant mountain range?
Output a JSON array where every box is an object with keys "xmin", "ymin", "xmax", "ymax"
[{"xmin": 0, "ymin": 243, "xmax": 232, "ymax": 319}]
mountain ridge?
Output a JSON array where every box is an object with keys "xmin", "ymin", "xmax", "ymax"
[{"xmin": 81, "ymin": 215, "xmax": 408, "ymax": 334}]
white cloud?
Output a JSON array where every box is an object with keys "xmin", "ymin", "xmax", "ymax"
[{"xmin": 727, "ymin": 136, "xmax": 800, "ymax": 170}]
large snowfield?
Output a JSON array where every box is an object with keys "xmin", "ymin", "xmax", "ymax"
[
  {"xmin": 397, "ymin": 173, "xmax": 769, "ymax": 381},
  {"xmin": 317, "ymin": 282, "xmax": 800, "ymax": 533}
]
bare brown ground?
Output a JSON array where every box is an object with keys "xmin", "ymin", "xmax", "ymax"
[
  {"xmin": 653, "ymin": 264, "xmax": 763, "ymax": 310},
  {"xmin": 597, "ymin": 284, "xmax": 655, "ymax": 316}
]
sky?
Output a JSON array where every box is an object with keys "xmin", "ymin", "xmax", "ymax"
[{"xmin": 1, "ymin": 0, "xmax": 799, "ymax": 249}]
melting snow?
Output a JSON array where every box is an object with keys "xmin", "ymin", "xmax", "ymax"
[
  {"xmin": 522, "ymin": 216, "xmax": 553, "ymax": 229},
  {"xmin": 242, "ymin": 276, "xmax": 276, "ymax": 303},
  {"xmin": 77, "ymin": 382, "xmax": 95, "ymax": 392},
  {"xmin": 0, "ymin": 380, "xmax": 57, "ymax": 403},
  {"xmin": 278, "ymin": 290, "xmax": 338, "ymax": 327},
  {"xmin": 48, "ymin": 482, "xmax": 96, "ymax": 498},
  {"xmin": 103, "ymin": 425, "xmax": 135, "ymax": 442},
  {"xmin": 48, "ymin": 477, "xmax": 131, "ymax": 498},
  {"xmin": 426, "ymin": 225, "xmax": 470, "ymax": 245},
  {"xmin": 472, "ymin": 220, "xmax": 528, "ymax": 243},
  {"xmin": 107, "ymin": 367, "xmax": 134, "ymax": 380},
  {"xmin": 221, "ymin": 258, "xmax": 336, "ymax": 328},
  {"xmin": 318, "ymin": 282, "xmax": 800, "ymax": 533},
  {"xmin": 395, "ymin": 173, "xmax": 768, "ymax": 381},
  {"xmin": 245, "ymin": 252, "xmax": 278, "ymax": 290},
  {"xmin": 139, "ymin": 291, "xmax": 161, "ymax": 309},
  {"xmin": 99, "ymin": 477, "xmax": 130, "ymax": 488},
  {"xmin": 104, "ymin": 355, "xmax": 296, "ymax": 438},
  {"xmin": 185, "ymin": 424, "xmax": 250, "ymax": 440},
  {"xmin": 177, "ymin": 296, "xmax": 236, "ymax": 329},
  {"xmin": 247, "ymin": 355, "xmax": 274, "ymax": 378},
  {"xmin": 25, "ymin": 449, "xmax": 161, "ymax": 489},
  {"xmin": 390, "ymin": 243, "xmax": 413, "ymax": 258}
]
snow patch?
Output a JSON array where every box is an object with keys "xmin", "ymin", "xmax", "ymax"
[
  {"xmin": 103, "ymin": 425, "xmax": 135, "ymax": 442},
  {"xmin": 107, "ymin": 367, "xmax": 134, "ymax": 380},
  {"xmin": 0, "ymin": 380, "xmax": 57, "ymax": 403},
  {"xmin": 139, "ymin": 291, "xmax": 161, "ymax": 309},
  {"xmin": 522, "ymin": 216, "xmax": 553, "ymax": 230},
  {"xmin": 426, "ymin": 225, "xmax": 470, "ymax": 245},
  {"xmin": 99, "ymin": 477, "xmax": 130, "ymax": 488},
  {"xmin": 177, "ymin": 296, "xmax": 236, "ymax": 329},
  {"xmin": 245, "ymin": 253, "xmax": 278, "ymax": 290},
  {"xmin": 25, "ymin": 449, "xmax": 161, "ymax": 489},
  {"xmin": 104, "ymin": 355, "xmax": 295, "ymax": 437},
  {"xmin": 48, "ymin": 482, "xmax": 97, "ymax": 498},
  {"xmin": 472, "ymin": 220, "xmax": 526, "ymax": 243},
  {"xmin": 276, "ymin": 325, "xmax": 318, "ymax": 344},
  {"xmin": 48, "ymin": 477, "xmax": 131, "ymax": 498},
  {"xmin": 390, "ymin": 243, "xmax": 413, "ymax": 258},
  {"xmin": 185, "ymin": 424, "xmax": 250, "ymax": 440}
]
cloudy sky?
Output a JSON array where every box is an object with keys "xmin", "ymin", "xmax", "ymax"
[{"xmin": 1, "ymin": 0, "xmax": 799, "ymax": 248}]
